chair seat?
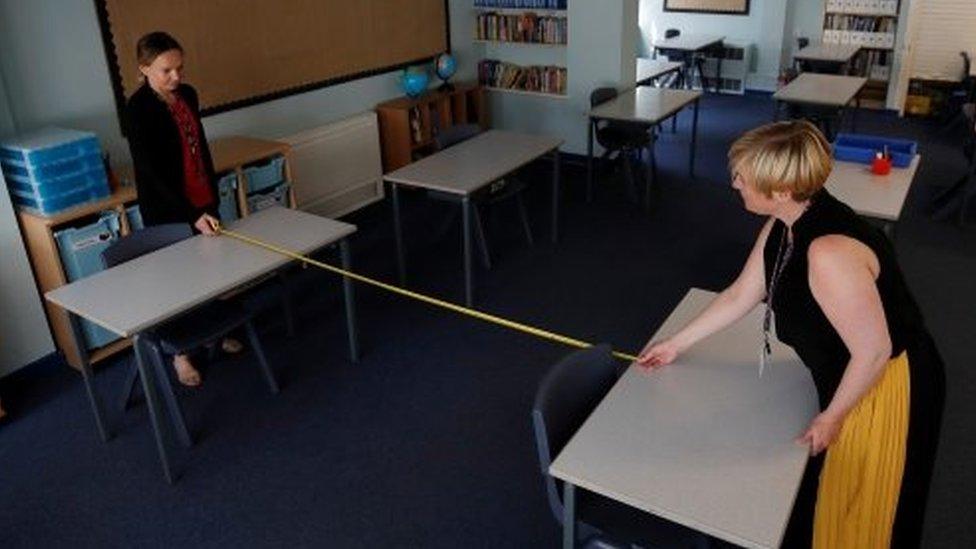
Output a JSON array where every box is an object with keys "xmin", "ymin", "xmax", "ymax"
[
  {"xmin": 153, "ymin": 300, "xmax": 254, "ymax": 355},
  {"xmin": 596, "ymin": 125, "xmax": 651, "ymax": 151},
  {"xmin": 577, "ymin": 487, "xmax": 710, "ymax": 548}
]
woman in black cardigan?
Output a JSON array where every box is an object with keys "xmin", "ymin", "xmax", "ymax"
[{"xmin": 125, "ymin": 32, "xmax": 239, "ymax": 386}]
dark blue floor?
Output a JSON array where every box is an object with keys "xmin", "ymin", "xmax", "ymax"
[{"xmin": 1, "ymin": 93, "xmax": 974, "ymax": 547}]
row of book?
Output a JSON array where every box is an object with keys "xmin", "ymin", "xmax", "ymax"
[
  {"xmin": 478, "ymin": 60, "xmax": 567, "ymax": 95},
  {"xmin": 474, "ymin": 0, "xmax": 567, "ymax": 9},
  {"xmin": 824, "ymin": 14, "xmax": 896, "ymax": 32},
  {"xmin": 475, "ymin": 13, "xmax": 567, "ymax": 44},
  {"xmin": 852, "ymin": 50, "xmax": 893, "ymax": 81}
]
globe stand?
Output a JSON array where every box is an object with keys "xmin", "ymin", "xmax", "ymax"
[{"xmin": 437, "ymin": 81, "xmax": 455, "ymax": 93}]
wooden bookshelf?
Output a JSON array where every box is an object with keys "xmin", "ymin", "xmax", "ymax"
[
  {"xmin": 375, "ymin": 83, "xmax": 487, "ymax": 173},
  {"xmin": 485, "ymin": 86, "xmax": 568, "ymax": 99}
]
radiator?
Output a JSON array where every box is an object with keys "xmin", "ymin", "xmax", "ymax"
[{"xmin": 283, "ymin": 111, "xmax": 384, "ymax": 218}]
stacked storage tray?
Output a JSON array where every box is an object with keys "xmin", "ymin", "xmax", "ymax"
[
  {"xmin": 53, "ymin": 211, "xmax": 122, "ymax": 350},
  {"xmin": 247, "ymin": 182, "xmax": 290, "ymax": 213},
  {"xmin": 217, "ymin": 172, "xmax": 239, "ymax": 223},
  {"xmin": 242, "ymin": 156, "xmax": 285, "ymax": 193},
  {"xmin": 0, "ymin": 128, "xmax": 111, "ymax": 216}
]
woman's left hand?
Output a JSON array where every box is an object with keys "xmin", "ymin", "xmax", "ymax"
[{"xmin": 797, "ymin": 411, "xmax": 844, "ymax": 456}]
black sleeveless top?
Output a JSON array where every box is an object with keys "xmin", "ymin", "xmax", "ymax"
[{"xmin": 763, "ymin": 190, "xmax": 926, "ymax": 408}]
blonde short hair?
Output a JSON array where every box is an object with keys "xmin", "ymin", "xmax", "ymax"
[{"xmin": 727, "ymin": 120, "xmax": 832, "ymax": 201}]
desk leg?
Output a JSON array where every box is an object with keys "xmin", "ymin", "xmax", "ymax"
[
  {"xmin": 462, "ymin": 196, "xmax": 474, "ymax": 307},
  {"xmin": 67, "ymin": 312, "xmax": 110, "ymax": 442},
  {"xmin": 689, "ymin": 98, "xmax": 700, "ymax": 178},
  {"xmin": 339, "ymin": 239, "xmax": 360, "ymax": 363},
  {"xmin": 390, "ymin": 182, "xmax": 406, "ymax": 286},
  {"xmin": 774, "ymin": 100, "xmax": 781, "ymax": 122},
  {"xmin": 852, "ymin": 95, "xmax": 860, "ymax": 133},
  {"xmin": 552, "ymin": 149, "xmax": 561, "ymax": 243},
  {"xmin": 563, "ymin": 482, "xmax": 576, "ymax": 549},
  {"xmin": 646, "ymin": 134, "xmax": 657, "ymax": 211},
  {"xmin": 715, "ymin": 54, "xmax": 723, "ymax": 93},
  {"xmin": 133, "ymin": 333, "xmax": 176, "ymax": 484},
  {"xmin": 586, "ymin": 120, "xmax": 594, "ymax": 203}
]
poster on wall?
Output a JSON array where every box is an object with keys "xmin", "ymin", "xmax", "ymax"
[{"xmin": 663, "ymin": 0, "xmax": 750, "ymax": 15}]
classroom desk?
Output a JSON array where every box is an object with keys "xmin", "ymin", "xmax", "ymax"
[
  {"xmin": 45, "ymin": 207, "xmax": 358, "ymax": 483},
  {"xmin": 773, "ymin": 73, "xmax": 867, "ymax": 137},
  {"xmin": 636, "ymin": 58, "xmax": 684, "ymax": 88},
  {"xmin": 550, "ymin": 288, "xmax": 819, "ymax": 549},
  {"xmin": 826, "ymin": 154, "xmax": 921, "ymax": 232},
  {"xmin": 651, "ymin": 34, "xmax": 725, "ymax": 92},
  {"xmin": 794, "ymin": 43, "xmax": 861, "ymax": 74},
  {"xmin": 383, "ymin": 130, "xmax": 562, "ymax": 307},
  {"xmin": 587, "ymin": 87, "xmax": 702, "ymax": 206}
]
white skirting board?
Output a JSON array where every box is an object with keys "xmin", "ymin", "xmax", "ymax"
[{"xmin": 283, "ymin": 111, "xmax": 384, "ymax": 219}]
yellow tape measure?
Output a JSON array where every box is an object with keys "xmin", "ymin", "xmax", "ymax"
[{"xmin": 215, "ymin": 224, "xmax": 639, "ymax": 363}]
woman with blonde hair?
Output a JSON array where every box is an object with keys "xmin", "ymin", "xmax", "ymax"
[{"xmin": 639, "ymin": 120, "xmax": 944, "ymax": 548}]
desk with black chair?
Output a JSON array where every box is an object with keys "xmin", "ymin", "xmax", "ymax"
[
  {"xmin": 549, "ymin": 289, "xmax": 819, "ymax": 549},
  {"xmin": 45, "ymin": 207, "xmax": 359, "ymax": 483},
  {"xmin": 651, "ymin": 33, "xmax": 725, "ymax": 93},
  {"xmin": 773, "ymin": 73, "xmax": 867, "ymax": 139},
  {"xmin": 587, "ymin": 87, "xmax": 702, "ymax": 208},
  {"xmin": 383, "ymin": 130, "xmax": 563, "ymax": 307}
]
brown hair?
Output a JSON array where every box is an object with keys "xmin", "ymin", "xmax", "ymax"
[
  {"xmin": 136, "ymin": 31, "xmax": 182, "ymax": 67},
  {"xmin": 727, "ymin": 120, "xmax": 833, "ymax": 201}
]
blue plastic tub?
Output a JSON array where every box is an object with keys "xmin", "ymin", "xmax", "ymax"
[
  {"xmin": 0, "ymin": 127, "xmax": 101, "ymax": 167},
  {"xmin": 5, "ymin": 162, "xmax": 108, "ymax": 200},
  {"xmin": 247, "ymin": 182, "xmax": 290, "ymax": 213},
  {"xmin": 217, "ymin": 172, "xmax": 239, "ymax": 222},
  {"xmin": 1, "ymin": 150, "xmax": 103, "ymax": 182},
  {"xmin": 242, "ymin": 156, "xmax": 285, "ymax": 193},
  {"xmin": 54, "ymin": 212, "xmax": 122, "ymax": 350},
  {"xmin": 11, "ymin": 180, "xmax": 111, "ymax": 216},
  {"xmin": 833, "ymin": 133, "xmax": 916, "ymax": 168}
]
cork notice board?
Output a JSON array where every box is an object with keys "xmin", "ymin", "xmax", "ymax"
[
  {"xmin": 95, "ymin": 0, "xmax": 449, "ymax": 118},
  {"xmin": 663, "ymin": 0, "xmax": 750, "ymax": 15}
]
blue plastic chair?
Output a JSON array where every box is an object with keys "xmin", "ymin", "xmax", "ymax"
[
  {"xmin": 102, "ymin": 223, "xmax": 279, "ymax": 447},
  {"xmin": 532, "ymin": 345, "xmax": 710, "ymax": 548}
]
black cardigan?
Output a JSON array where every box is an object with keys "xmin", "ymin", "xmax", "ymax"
[{"xmin": 125, "ymin": 83, "xmax": 219, "ymax": 227}]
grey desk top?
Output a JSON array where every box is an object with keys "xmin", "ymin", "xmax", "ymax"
[
  {"xmin": 773, "ymin": 73, "xmax": 868, "ymax": 107},
  {"xmin": 794, "ymin": 43, "xmax": 861, "ymax": 63},
  {"xmin": 550, "ymin": 289, "xmax": 819, "ymax": 549},
  {"xmin": 825, "ymin": 155, "xmax": 921, "ymax": 221},
  {"xmin": 589, "ymin": 87, "xmax": 702, "ymax": 125},
  {"xmin": 636, "ymin": 58, "xmax": 684, "ymax": 84},
  {"xmin": 46, "ymin": 207, "xmax": 355, "ymax": 337},
  {"xmin": 652, "ymin": 34, "xmax": 725, "ymax": 52},
  {"xmin": 383, "ymin": 130, "xmax": 563, "ymax": 195}
]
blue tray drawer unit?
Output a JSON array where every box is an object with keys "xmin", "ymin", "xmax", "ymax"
[
  {"xmin": 247, "ymin": 182, "xmax": 290, "ymax": 213},
  {"xmin": 833, "ymin": 134, "xmax": 917, "ymax": 168},
  {"xmin": 1, "ymin": 127, "xmax": 110, "ymax": 215},
  {"xmin": 241, "ymin": 156, "xmax": 285, "ymax": 193},
  {"xmin": 217, "ymin": 172, "xmax": 239, "ymax": 222},
  {"xmin": 126, "ymin": 205, "xmax": 145, "ymax": 232},
  {"xmin": 54, "ymin": 213, "xmax": 122, "ymax": 350}
]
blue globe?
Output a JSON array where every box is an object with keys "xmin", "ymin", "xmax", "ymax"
[
  {"xmin": 400, "ymin": 68, "xmax": 429, "ymax": 98},
  {"xmin": 435, "ymin": 53, "xmax": 457, "ymax": 82}
]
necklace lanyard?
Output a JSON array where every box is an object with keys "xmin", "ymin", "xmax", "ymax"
[{"xmin": 761, "ymin": 227, "xmax": 794, "ymax": 377}]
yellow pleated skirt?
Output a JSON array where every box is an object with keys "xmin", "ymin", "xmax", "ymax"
[{"xmin": 813, "ymin": 351, "xmax": 911, "ymax": 549}]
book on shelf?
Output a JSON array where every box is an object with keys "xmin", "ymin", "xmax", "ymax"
[
  {"xmin": 478, "ymin": 59, "xmax": 567, "ymax": 95},
  {"xmin": 476, "ymin": 12, "xmax": 567, "ymax": 44},
  {"xmin": 474, "ymin": 0, "xmax": 567, "ymax": 9}
]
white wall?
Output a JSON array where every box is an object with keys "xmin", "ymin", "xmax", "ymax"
[
  {"xmin": 638, "ymin": 0, "xmax": 791, "ymax": 91},
  {"xmin": 0, "ymin": 0, "xmax": 473, "ymax": 372}
]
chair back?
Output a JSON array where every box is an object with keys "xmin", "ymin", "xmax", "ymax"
[
  {"xmin": 797, "ymin": 37, "xmax": 810, "ymax": 50},
  {"xmin": 531, "ymin": 344, "xmax": 621, "ymax": 525},
  {"xmin": 434, "ymin": 124, "xmax": 482, "ymax": 151},
  {"xmin": 590, "ymin": 87, "xmax": 618, "ymax": 109},
  {"xmin": 665, "ymin": 28, "xmax": 680, "ymax": 39},
  {"xmin": 101, "ymin": 223, "xmax": 193, "ymax": 268}
]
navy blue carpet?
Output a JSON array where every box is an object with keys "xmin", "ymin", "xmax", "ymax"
[{"xmin": 1, "ymin": 93, "xmax": 973, "ymax": 548}]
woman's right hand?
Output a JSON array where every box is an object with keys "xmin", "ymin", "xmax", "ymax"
[
  {"xmin": 636, "ymin": 338, "xmax": 681, "ymax": 369},
  {"xmin": 194, "ymin": 213, "xmax": 220, "ymax": 236}
]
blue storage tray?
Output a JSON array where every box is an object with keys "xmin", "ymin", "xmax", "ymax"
[
  {"xmin": 54, "ymin": 212, "xmax": 121, "ymax": 350},
  {"xmin": 126, "ymin": 205, "xmax": 144, "ymax": 231},
  {"xmin": 5, "ymin": 162, "xmax": 107, "ymax": 198},
  {"xmin": 833, "ymin": 133, "xmax": 916, "ymax": 168},
  {"xmin": 11, "ymin": 180, "xmax": 111, "ymax": 216},
  {"xmin": 242, "ymin": 156, "xmax": 285, "ymax": 193},
  {"xmin": 0, "ymin": 127, "xmax": 101, "ymax": 168},
  {"xmin": 247, "ymin": 182, "xmax": 290, "ymax": 213},
  {"xmin": 217, "ymin": 172, "xmax": 239, "ymax": 222}
]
